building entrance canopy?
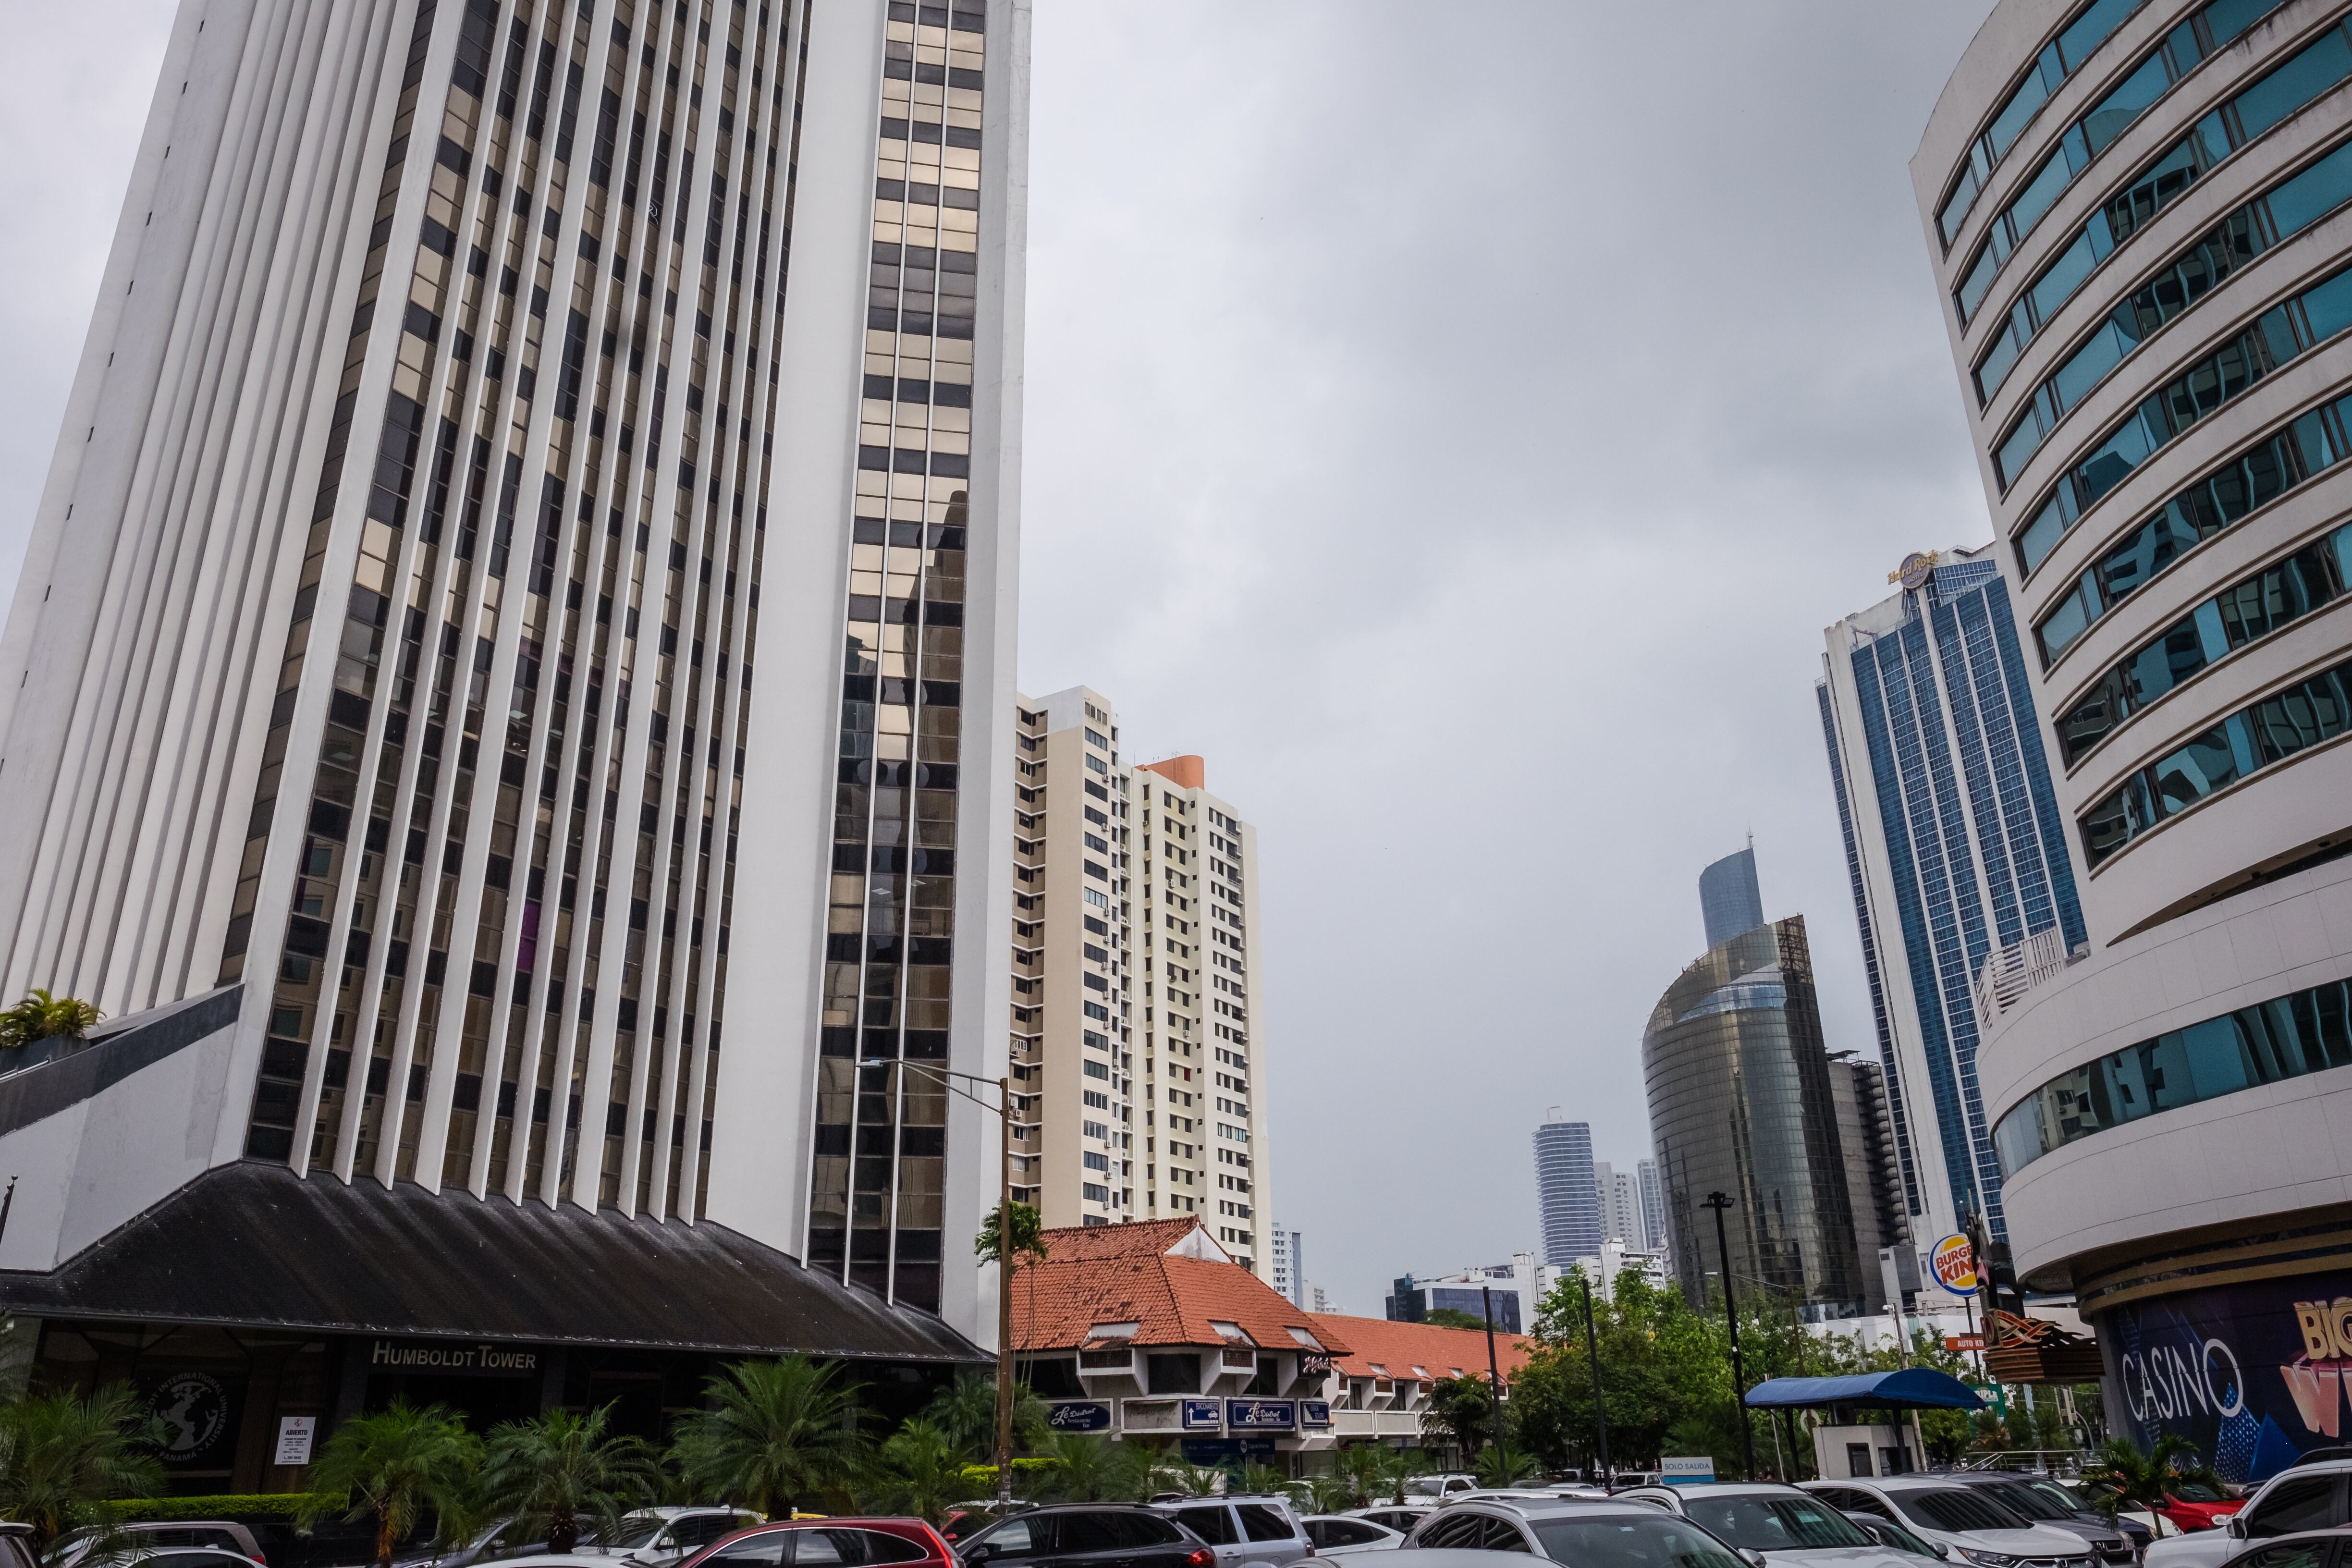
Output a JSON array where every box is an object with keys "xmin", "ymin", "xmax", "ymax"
[{"xmin": 1743, "ymin": 1368, "xmax": 1983, "ymax": 1410}]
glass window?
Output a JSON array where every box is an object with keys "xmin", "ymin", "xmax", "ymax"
[
  {"xmin": 1415, "ymin": 1515, "xmax": 1484, "ymax": 1551},
  {"xmin": 2242, "ymin": 1545, "xmax": 2331, "ymax": 1568},
  {"xmin": 848, "ymin": 1532, "xmax": 931, "ymax": 1566},
  {"xmin": 2235, "ymin": 29, "xmax": 2352, "ymax": 144},
  {"xmin": 2060, "ymin": 0, "xmax": 2145, "ymax": 71},
  {"xmin": 1527, "ymin": 1519, "xmax": 1747, "ymax": 1568},
  {"xmin": 2264, "ymin": 139, "xmax": 2352, "ymax": 236},
  {"xmin": 2247, "ymin": 1475, "xmax": 2341, "ymax": 1538},
  {"xmin": 1476, "ymin": 1518, "xmax": 1534, "ymax": 1553},
  {"xmin": 968, "ymin": 1518, "xmax": 1043, "ymax": 1559},
  {"xmin": 707, "ymin": 1538, "xmax": 789, "ymax": 1568},
  {"xmin": 2084, "ymin": 50, "xmax": 2174, "ymax": 155},
  {"xmin": 1174, "ymin": 1508, "xmax": 1236, "ymax": 1546},
  {"xmin": 1236, "ymin": 1507, "xmax": 1293, "ymax": 1544}
]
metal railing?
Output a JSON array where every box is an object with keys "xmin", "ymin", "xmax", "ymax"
[{"xmin": 1973, "ymin": 928, "xmax": 2084, "ymax": 1023}]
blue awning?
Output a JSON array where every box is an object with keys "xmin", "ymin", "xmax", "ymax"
[{"xmin": 1744, "ymin": 1369, "xmax": 1984, "ymax": 1410}]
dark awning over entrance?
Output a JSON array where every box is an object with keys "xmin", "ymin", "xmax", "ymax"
[
  {"xmin": 1743, "ymin": 1368, "xmax": 1984, "ymax": 1410},
  {"xmin": 0, "ymin": 1161, "xmax": 986, "ymax": 1364}
]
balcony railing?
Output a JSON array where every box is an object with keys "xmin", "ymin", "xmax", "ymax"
[{"xmin": 1972, "ymin": 926, "xmax": 2083, "ymax": 1024}]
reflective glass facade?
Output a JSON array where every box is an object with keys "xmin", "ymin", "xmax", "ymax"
[
  {"xmin": 1818, "ymin": 554, "xmax": 2086, "ymax": 1241},
  {"xmin": 1533, "ymin": 1116, "xmax": 1600, "ymax": 1268},
  {"xmin": 1643, "ymin": 917, "xmax": 1869, "ymax": 1320}
]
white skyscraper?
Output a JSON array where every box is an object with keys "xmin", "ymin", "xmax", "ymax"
[{"xmin": 0, "ymin": 0, "xmax": 1027, "ymax": 1375}]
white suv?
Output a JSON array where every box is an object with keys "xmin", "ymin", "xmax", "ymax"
[
  {"xmin": 1619, "ymin": 1482, "xmax": 1929, "ymax": 1568},
  {"xmin": 2144, "ymin": 1459, "xmax": 2352, "ymax": 1568},
  {"xmin": 1801, "ymin": 1479, "xmax": 2092, "ymax": 1568}
]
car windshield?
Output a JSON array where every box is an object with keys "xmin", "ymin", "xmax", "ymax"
[
  {"xmin": 1529, "ymin": 1517, "xmax": 1749, "ymax": 1568},
  {"xmin": 595, "ymin": 1520, "xmax": 669, "ymax": 1550},
  {"xmin": 1679, "ymin": 1497, "xmax": 1874, "ymax": 1551},
  {"xmin": 1899, "ymin": 1493, "xmax": 2030, "ymax": 1535},
  {"xmin": 1858, "ymin": 1519, "xmax": 1938, "ymax": 1557},
  {"xmin": 2170, "ymin": 1484, "xmax": 2223, "ymax": 1503},
  {"xmin": 1987, "ymin": 1485, "xmax": 2071, "ymax": 1522},
  {"xmin": 2021, "ymin": 1484, "xmax": 2085, "ymax": 1519}
]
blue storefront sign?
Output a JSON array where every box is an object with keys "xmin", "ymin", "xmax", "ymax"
[
  {"xmin": 1226, "ymin": 1398, "xmax": 1296, "ymax": 1431},
  {"xmin": 1047, "ymin": 1401, "xmax": 1113, "ymax": 1433},
  {"xmin": 1182, "ymin": 1437, "xmax": 1278, "ymax": 1465},
  {"xmin": 2101, "ymin": 1266, "xmax": 2352, "ymax": 1485},
  {"xmin": 1182, "ymin": 1398, "xmax": 1223, "ymax": 1431},
  {"xmin": 1300, "ymin": 1400, "xmax": 1332, "ymax": 1429}
]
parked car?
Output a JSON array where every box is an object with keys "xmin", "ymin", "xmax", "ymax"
[
  {"xmin": 2145, "ymin": 1461, "xmax": 2352, "ymax": 1568},
  {"xmin": 1842, "ymin": 1514, "xmax": 1947, "ymax": 1559},
  {"xmin": 954, "ymin": 1506, "xmax": 1215, "ymax": 1568},
  {"xmin": 1801, "ymin": 1478, "xmax": 2095, "ymax": 1568},
  {"xmin": 676, "ymin": 1519, "xmax": 960, "ymax": 1568},
  {"xmin": 590, "ymin": 1510, "xmax": 766, "ymax": 1567},
  {"xmin": 0, "ymin": 1526, "xmax": 34, "ymax": 1568},
  {"xmin": 1402, "ymin": 1498, "xmax": 1752, "ymax": 1566},
  {"xmin": 1940, "ymin": 1474, "xmax": 2144, "ymax": 1562},
  {"xmin": 2156, "ymin": 1485, "xmax": 2249, "ymax": 1536},
  {"xmin": 57, "ymin": 1525, "xmax": 269, "ymax": 1568},
  {"xmin": 1349, "ymin": 1509, "xmax": 1435, "ymax": 1537},
  {"xmin": 1403, "ymin": 1479, "xmax": 1478, "ymax": 1502},
  {"xmin": 1617, "ymin": 1482, "xmax": 1928, "ymax": 1568},
  {"xmin": 1150, "ymin": 1495, "xmax": 1312, "ymax": 1568},
  {"xmin": 2214, "ymin": 1526, "xmax": 2352, "ymax": 1568},
  {"xmin": 1300, "ymin": 1518, "xmax": 1404, "ymax": 1557}
]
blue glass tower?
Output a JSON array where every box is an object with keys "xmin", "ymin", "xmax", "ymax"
[
  {"xmin": 1816, "ymin": 546, "xmax": 2085, "ymax": 1245},
  {"xmin": 1532, "ymin": 1113, "xmax": 1601, "ymax": 1266}
]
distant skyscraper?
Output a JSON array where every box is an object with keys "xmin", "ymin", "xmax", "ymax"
[
  {"xmin": 1533, "ymin": 1110, "xmax": 1600, "ymax": 1266},
  {"xmin": 1644, "ymin": 857, "xmax": 1867, "ymax": 1320},
  {"xmin": 1270, "ymin": 1221, "xmax": 1305, "ymax": 1309},
  {"xmin": 1817, "ymin": 544, "xmax": 2085, "ymax": 1245},
  {"xmin": 1636, "ymin": 1157, "xmax": 1666, "ymax": 1253},
  {"xmin": 1592, "ymin": 1161, "xmax": 1640, "ymax": 1246},
  {"xmin": 1698, "ymin": 847, "xmax": 1765, "ymax": 950}
]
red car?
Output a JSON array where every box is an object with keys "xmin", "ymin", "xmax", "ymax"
[
  {"xmin": 679, "ymin": 1519, "xmax": 957, "ymax": 1568},
  {"xmin": 2156, "ymin": 1483, "xmax": 2245, "ymax": 1533}
]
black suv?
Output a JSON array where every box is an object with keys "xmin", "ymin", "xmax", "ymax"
[{"xmin": 956, "ymin": 1506, "xmax": 1213, "ymax": 1568}]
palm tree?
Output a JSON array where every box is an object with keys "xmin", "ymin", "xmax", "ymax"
[
  {"xmin": 0, "ymin": 992, "xmax": 102, "ymax": 1052},
  {"xmin": 1151, "ymin": 1458, "xmax": 1226, "ymax": 1499},
  {"xmin": 1298, "ymin": 1473, "xmax": 1359, "ymax": 1514},
  {"xmin": 668, "ymin": 1358, "xmax": 863, "ymax": 1519},
  {"xmin": 1354, "ymin": 1446, "xmax": 1421, "ymax": 1507},
  {"xmin": 2080, "ymin": 1436, "xmax": 2220, "ymax": 1521},
  {"xmin": 299, "ymin": 1401, "xmax": 482, "ymax": 1568},
  {"xmin": 1035, "ymin": 1434, "xmax": 1145, "ymax": 1503},
  {"xmin": 858, "ymin": 1420, "xmax": 968, "ymax": 1525},
  {"xmin": 479, "ymin": 1405, "xmax": 661, "ymax": 1554},
  {"xmin": 1472, "ymin": 1446, "xmax": 1539, "ymax": 1485},
  {"xmin": 1233, "ymin": 1463, "xmax": 1288, "ymax": 1499},
  {"xmin": 0, "ymin": 1385, "xmax": 166, "ymax": 1551},
  {"xmin": 919, "ymin": 1373, "xmax": 1047, "ymax": 1458}
]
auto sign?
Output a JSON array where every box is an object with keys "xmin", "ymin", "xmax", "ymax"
[{"xmin": 1931, "ymin": 1235, "xmax": 1978, "ymax": 1296}]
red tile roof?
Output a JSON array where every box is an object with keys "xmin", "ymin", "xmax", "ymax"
[
  {"xmin": 1312, "ymin": 1312, "xmax": 1533, "ymax": 1384},
  {"xmin": 1011, "ymin": 1220, "xmax": 1352, "ymax": 1357}
]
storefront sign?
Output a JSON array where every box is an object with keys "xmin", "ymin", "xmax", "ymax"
[
  {"xmin": 368, "ymin": 1339, "xmax": 541, "ymax": 1377},
  {"xmin": 273, "ymin": 1415, "xmax": 317, "ymax": 1466},
  {"xmin": 147, "ymin": 1372, "xmax": 241, "ymax": 1468},
  {"xmin": 1930, "ymin": 1235, "xmax": 1977, "ymax": 1296},
  {"xmin": 1300, "ymin": 1400, "xmax": 1332, "ymax": 1429},
  {"xmin": 1181, "ymin": 1437, "xmax": 1277, "ymax": 1465},
  {"xmin": 1182, "ymin": 1398, "xmax": 1222, "ymax": 1430},
  {"xmin": 2098, "ymin": 1266, "xmax": 2352, "ymax": 1486},
  {"xmin": 1226, "ymin": 1398, "xmax": 1296, "ymax": 1430},
  {"xmin": 1047, "ymin": 1401, "xmax": 1113, "ymax": 1432},
  {"xmin": 1946, "ymin": 1334, "xmax": 1985, "ymax": 1352}
]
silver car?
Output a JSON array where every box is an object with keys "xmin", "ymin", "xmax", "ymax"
[
  {"xmin": 1150, "ymin": 1496, "xmax": 1313, "ymax": 1568},
  {"xmin": 1406, "ymin": 1498, "xmax": 1757, "ymax": 1564},
  {"xmin": 1802, "ymin": 1480, "xmax": 2096, "ymax": 1568},
  {"xmin": 1618, "ymin": 1483, "xmax": 1934, "ymax": 1568}
]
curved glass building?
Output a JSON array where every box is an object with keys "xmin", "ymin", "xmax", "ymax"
[
  {"xmin": 1643, "ymin": 915, "xmax": 1870, "ymax": 1321},
  {"xmin": 1918, "ymin": 0, "xmax": 2352, "ymax": 1479}
]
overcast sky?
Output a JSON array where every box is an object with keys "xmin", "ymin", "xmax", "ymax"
[{"xmin": 0, "ymin": 2, "xmax": 2002, "ymax": 1317}]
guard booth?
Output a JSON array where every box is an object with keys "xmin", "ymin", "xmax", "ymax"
[{"xmin": 1743, "ymin": 1368, "xmax": 1984, "ymax": 1482}]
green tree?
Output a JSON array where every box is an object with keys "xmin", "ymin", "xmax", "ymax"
[
  {"xmin": 0, "ymin": 1385, "xmax": 167, "ymax": 1551},
  {"xmin": 858, "ymin": 1420, "xmax": 969, "ymax": 1525},
  {"xmin": 0, "ymin": 992, "xmax": 102, "ymax": 1051},
  {"xmin": 1419, "ymin": 1375, "xmax": 1495, "ymax": 1460},
  {"xmin": 1471, "ymin": 1446, "xmax": 1540, "ymax": 1485},
  {"xmin": 2080, "ymin": 1436, "xmax": 2221, "ymax": 1520},
  {"xmin": 479, "ymin": 1404, "xmax": 660, "ymax": 1554},
  {"xmin": 299, "ymin": 1401, "xmax": 482, "ymax": 1568},
  {"xmin": 1150, "ymin": 1458, "xmax": 1226, "ymax": 1499},
  {"xmin": 1420, "ymin": 1309, "xmax": 1490, "ymax": 1331},
  {"xmin": 668, "ymin": 1358, "xmax": 863, "ymax": 1519},
  {"xmin": 973, "ymin": 1204, "xmax": 1047, "ymax": 1274},
  {"xmin": 1032, "ymin": 1434, "xmax": 1145, "ymax": 1503},
  {"xmin": 1232, "ymin": 1463, "xmax": 1288, "ymax": 1498},
  {"xmin": 1298, "ymin": 1473, "xmax": 1360, "ymax": 1513},
  {"xmin": 920, "ymin": 1373, "xmax": 1047, "ymax": 1458}
]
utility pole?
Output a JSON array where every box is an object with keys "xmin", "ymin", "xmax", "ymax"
[
  {"xmin": 1481, "ymin": 1284, "xmax": 1505, "ymax": 1471},
  {"xmin": 1580, "ymin": 1271, "xmax": 1610, "ymax": 1484},
  {"xmin": 1703, "ymin": 1191, "xmax": 1757, "ymax": 1482}
]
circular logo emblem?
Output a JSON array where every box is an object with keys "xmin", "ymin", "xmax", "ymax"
[
  {"xmin": 1898, "ymin": 552, "xmax": 1936, "ymax": 592},
  {"xmin": 1931, "ymin": 1234, "xmax": 1978, "ymax": 1295},
  {"xmin": 150, "ymin": 1372, "xmax": 232, "ymax": 1459}
]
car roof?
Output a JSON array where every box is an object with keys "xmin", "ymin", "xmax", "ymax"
[{"xmin": 1434, "ymin": 1501, "xmax": 1669, "ymax": 1522}]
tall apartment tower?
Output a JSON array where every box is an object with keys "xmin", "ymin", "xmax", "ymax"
[
  {"xmin": 1592, "ymin": 1160, "xmax": 1640, "ymax": 1246},
  {"xmin": 1635, "ymin": 1156, "xmax": 1667, "ymax": 1253},
  {"xmin": 1532, "ymin": 1111, "xmax": 1600, "ymax": 1266},
  {"xmin": 1817, "ymin": 543, "xmax": 2086, "ymax": 1247},
  {"xmin": 1270, "ymin": 1221, "xmax": 1305, "ymax": 1309},
  {"xmin": 1917, "ymin": 0, "xmax": 2352, "ymax": 1477},
  {"xmin": 0, "ymin": 0, "xmax": 1027, "ymax": 1343},
  {"xmin": 1008, "ymin": 695, "xmax": 1271, "ymax": 1273}
]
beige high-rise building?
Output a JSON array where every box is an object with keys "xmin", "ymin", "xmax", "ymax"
[{"xmin": 1008, "ymin": 686, "xmax": 1271, "ymax": 1274}]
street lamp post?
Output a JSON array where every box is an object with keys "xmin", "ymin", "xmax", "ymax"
[
  {"xmin": 861, "ymin": 1057, "xmax": 1017, "ymax": 1509},
  {"xmin": 1579, "ymin": 1271, "xmax": 1610, "ymax": 1484},
  {"xmin": 1480, "ymin": 1284, "xmax": 1505, "ymax": 1470},
  {"xmin": 1701, "ymin": 1190, "xmax": 1757, "ymax": 1482}
]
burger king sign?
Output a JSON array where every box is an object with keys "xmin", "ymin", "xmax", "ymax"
[{"xmin": 1931, "ymin": 1234, "xmax": 1978, "ymax": 1296}]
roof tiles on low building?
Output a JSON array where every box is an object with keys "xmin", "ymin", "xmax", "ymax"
[
  {"xmin": 1012, "ymin": 1219, "xmax": 1352, "ymax": 1357},
  {"xmin": 1310, "ymin": 1312, "xmax": 1533, "ymax": 1384}
]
